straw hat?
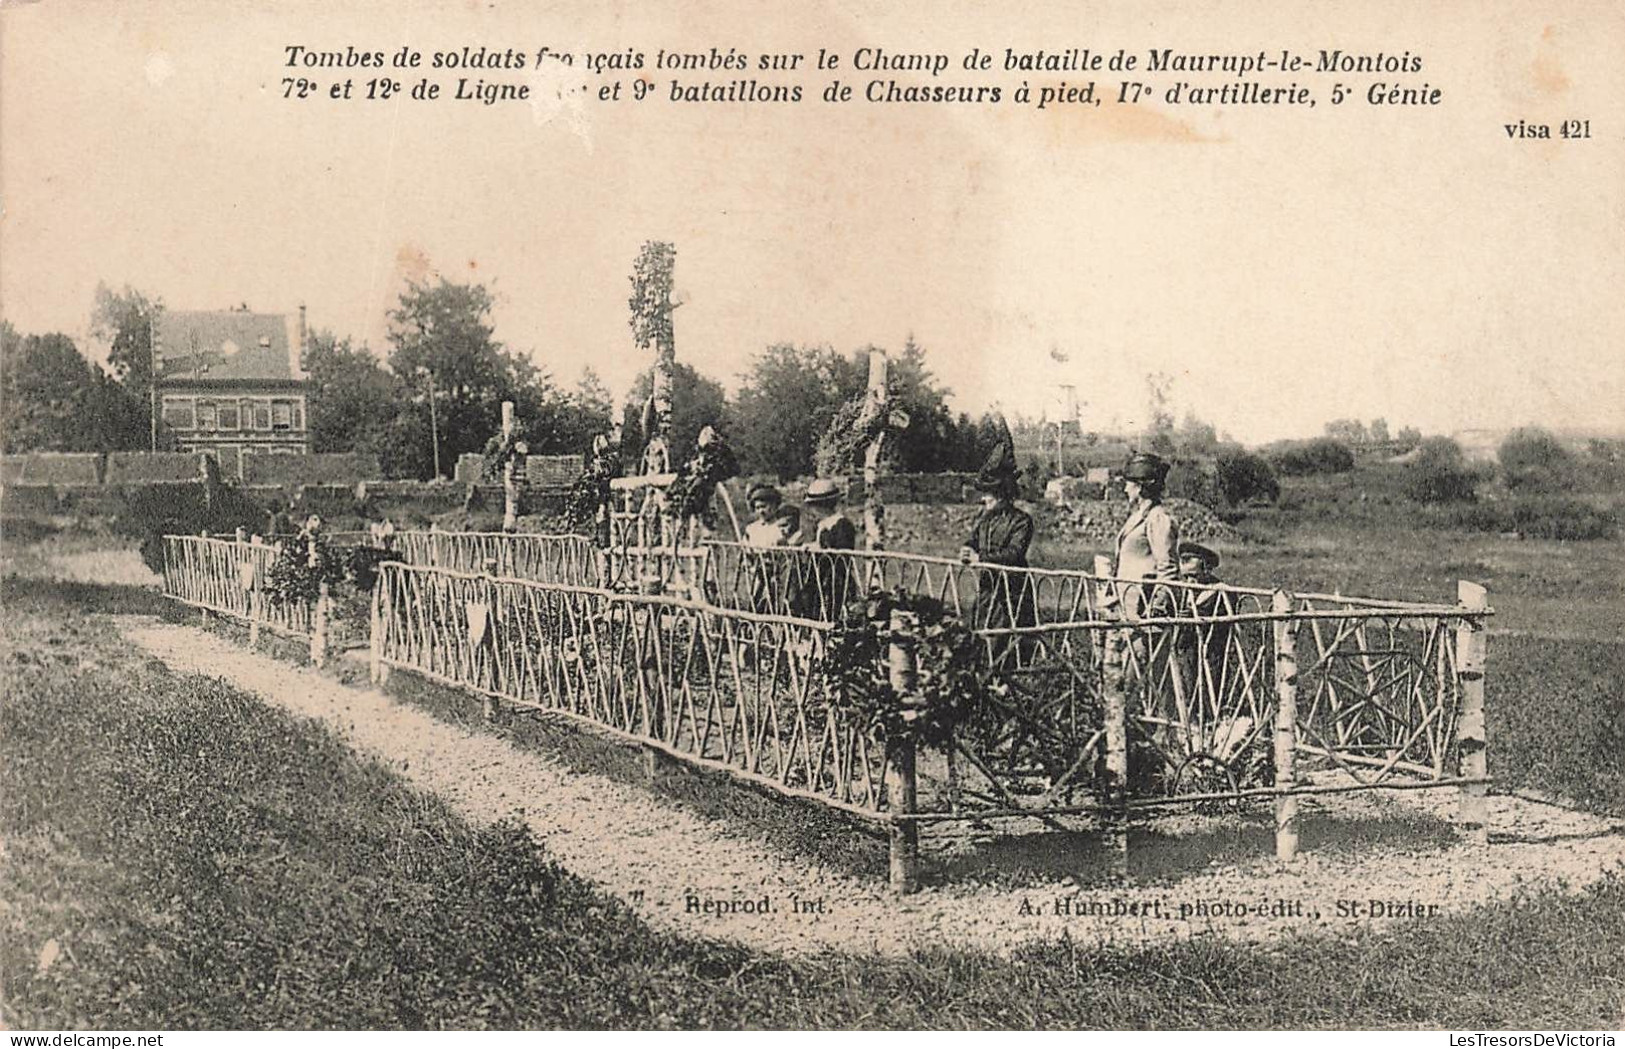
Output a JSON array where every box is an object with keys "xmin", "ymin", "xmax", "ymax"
[{"xmin": 804, "ymin": 478, "xmax": 842, "ymax": 506}]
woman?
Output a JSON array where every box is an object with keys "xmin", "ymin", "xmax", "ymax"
[
  {"xmin": 742, "ymin": 484, "xmax": 784, "ymax": 547},
  {"xmin": 960, "ymin": 447, "xmax": 1036, "ymax": 634},
  {"xmin": 1113, "ymin": 452, "xmax": 1180, "ymax": 621}
]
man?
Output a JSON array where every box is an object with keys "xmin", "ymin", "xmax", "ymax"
[{"xmin": 796, "ymin": 478, "xmax": 856, "ymax": 620}]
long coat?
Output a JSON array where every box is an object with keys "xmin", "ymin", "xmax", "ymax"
[
  {"xmin": 966, "ymin": 503, "xmax": 1036, "ymax": 630},
  {"xmin": 1114, "ymin": 500, "xmax": 1179, "ymax": 619}
]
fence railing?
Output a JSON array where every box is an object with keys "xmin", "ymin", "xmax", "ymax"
[
  {"xmin": 370, "ymin": 562, "xmax": 896, "ymax": 820},
  {"xmin": 163, "ymin": 529, "xmax": 1494, "ymax": 887},
  {"xmin": 392, "ymin": 531, "xmax": 601, "ymax": 586},
  {"xmin": 160, "ymin": 534, "xmax": 315, "ymax": 643}
]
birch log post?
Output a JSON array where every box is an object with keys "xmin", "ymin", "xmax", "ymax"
[
  {"xmin": 248, "ymin": 535, "xmax": 263, "ymax": 647},
  {"xmin": 1094, "ymin": 553, "xmax": 1129, "ymax": 879},
  {"xmin": 863, "ymin": 348, "xmax": 888, "ymax": 552},
  {"xmin": 886, "ymin": 608, "xmax": 920, "ymax": 894},
  {"xmin": 1455, "ymin": 580, "xmax": 1490, "ymax": 845},
  {"xmin": 311, "ymin": 580, "xmax": 330, "ymax": 668},
  {"xmin": 501, "ymin": 400, "xmax": 519, "ymax": 533},
  {"xmin": 1272, "ymin": 588, "xmax": 1300, "ymax": 862}
]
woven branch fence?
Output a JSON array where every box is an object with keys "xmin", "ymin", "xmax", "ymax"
[{"xmin": 163, "ymin": 530, "xmax": 1493, "ymax": 888}]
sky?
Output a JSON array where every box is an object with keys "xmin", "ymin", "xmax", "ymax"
[{"xmin": 3, "ymin": 0, "xmax": 1622, "ymax": 445}]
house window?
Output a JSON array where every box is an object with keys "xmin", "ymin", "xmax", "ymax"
[
  {"xmin": 163, "ymin": 400, "xmax": 195, "ymax": 430},
  {"xmin": 253, "ymin": 405, "xmax": 272, "ymax": 430},
  {"xmin": 196, "ymin": 403, "xmax": 218, "ymax": 431},
  {"xmin": 272, "ymin": 402, "xmax": 292, "ymax": 430},
  {"xmin": 217, "ymin": 404, "xmax": 240, "ymax": 430},
  {"xmin": 291, "ymin": 403, "xmax": 304, "ymax": 430}
]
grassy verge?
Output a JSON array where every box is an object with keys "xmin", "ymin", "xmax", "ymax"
[{"xmin": 3, "ymin": 579, "xmax": 1624, "ymax": 1029}]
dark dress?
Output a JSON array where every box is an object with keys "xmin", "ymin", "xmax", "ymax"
[
  {"xmin": 793, "ymin": 512, "xmax": 857, "ymax": 621},
  {"xmin": 966, "ymin": 503, "xmax": 1036, "ymax": 631}
]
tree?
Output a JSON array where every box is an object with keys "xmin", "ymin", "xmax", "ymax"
[
  {"xmin": 303, "ymin": 331, "xmax": 405, "ymax": 459},
  {"xmin": 1215, "ymin": 448, "xmax": 1280, "ymax": 506},
  {"xmin": 623, "ymin": 361, "xmax": 729, "ymax": 467},
  {"xmin": 1368, "ymin": 417, "xmax": 1391, "ymax": 444},
  {"xmin": 544, "ymin": 367, "xmax": 616, "ymax": 455},
  {"xmin": 386, "ymin": 278, "xmax": 554, "ymax": 478},
  {"xmin": 1404, "ymin": 437, "xmax": 1478, "ymax": 504},
  {"xmin": 1270, "ymin": 438, "xmax": 1355, "ymax": 476},
  {"xmin": 90, "ymin": 283, "xmax": 162, "ymax": 443},
  {"xmin": 877, "ymin": 337, "xmax": 961, "ymax": 473},
  {"xmin": 1395, "ymin": 425, "xmax": 1423, "ymax": 451},
  {"xmin": 1145, "ymin": 372, "xmax": 1175, "ymax": 456},
  {"xmin": 1498, "ymin": 427, "xmax": 1574, "ymax": 492},
  {"xmin": 2, "ymin": 330, "xmax": 99, "ymax": 452},
  {"xmin": 1174, "ymin": 412, "xmax": 1220, "ymax": 457},
  {"xmin": 732, "ymin": 343, "xmax": 851, "ymax": 479}
]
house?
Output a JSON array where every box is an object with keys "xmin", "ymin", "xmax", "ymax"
[{"xmin": 154, "ymin": 305, "xmax": 310, "ymax": 457}]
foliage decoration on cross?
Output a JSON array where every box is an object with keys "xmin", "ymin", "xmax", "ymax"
[
  {"xmin": 819, "ymin": 589, "xmax": 983, "ymax": 749},
  {"xmin": 478, "ymin": 417, "xmax": 530, "ymax": 483},
  {"xmin": 627, "ymin": 241, "xmax": 677, "ymax": 354},
  {"xmin": 666, "ymin": 426, "xmax": 739, "ymax": 524},
  {"xmin": 815, "ymin": 381, "xmax": 911, "ymax": 476}
]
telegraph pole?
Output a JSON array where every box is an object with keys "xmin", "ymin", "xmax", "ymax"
[
  {"xmin": 148, "ymin": 311, "xmax": 159, "ymax": 452},
  {"xmin": 427, "ymin": 369, "xmax": 441, "ymax": 479}
]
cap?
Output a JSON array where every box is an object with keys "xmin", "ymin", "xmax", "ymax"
[{"xmin": 1178, "ymin": 541, "xmax": 1221, "ymax": 570}]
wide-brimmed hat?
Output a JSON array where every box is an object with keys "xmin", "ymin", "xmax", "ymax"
[
  {"xmin": 1122, "ymin": 452, "xmax": 1170, "ymax": 483},
  {"xmin": 746, "ymin": 483, "xmax": 782, "ymax": 508},
  {"xmin": 1178, "ymin": 541, "xmax": 1220, "ymax": 570},
  {"xmin": 804, "ymin": 478, "xmax": 842, "ymax": 505}
]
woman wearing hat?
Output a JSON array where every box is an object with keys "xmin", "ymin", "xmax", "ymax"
[
  {"xmin": 743, "ymin": 484, "xmax": 784, "ymax": 547},
  {"xmin": 1113, "ymin": 451, "xmax": 1181, "ymax": 621},
  {"xmin": 961, "ymin": 442, "xmax": 1037, "ymax": 639}
]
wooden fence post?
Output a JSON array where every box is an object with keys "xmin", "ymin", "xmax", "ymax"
[
  {"xmin": 1455, "ymin": 580, "xmax": 1490, "ymax": 845},
  {"xmin": 863, "ymin": 348, "xmax": 888, "ymax": 552},
  {"xmin": 248, "ymin": 536, "xmax": 263, "ymax": 647},
  {"xmin": 501, "ymin": 400, "xmax": 520, "ymax": 533},
  {"xmin": 1093, "ymin": 554, "xmax": 1129, "ymax": 879},
  {"xmin": 311, "ymin": 580, "xmax": 330, "ymax": 668},
  {"xmin": 369, "ymin": 566, "xmax": 389, "ymax": 685},
  {"xmin": 886, "ymin": 608, "xmax": 920, "ymax": 894},
  {"xmin": 1272, "ymin": 589, "xmax": 1300, "ymax": 862},
  {"xmin": 1101, "ymin": 623, "xmax": 1130, "ymax": 880}
]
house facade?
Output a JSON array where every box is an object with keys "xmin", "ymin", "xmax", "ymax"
[{"xmin": 154, "ymin": 306, "xmax": 310, "ymax": 456}]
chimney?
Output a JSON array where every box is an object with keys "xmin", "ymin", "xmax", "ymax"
[{"xmin": 297, "ymin": 303, "xmax": 308, "ymax": 368}]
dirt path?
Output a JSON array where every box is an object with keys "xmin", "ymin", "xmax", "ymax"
[{"xmin": 121, "ymin": 617, "xmax": 1625, "ymax": 959}]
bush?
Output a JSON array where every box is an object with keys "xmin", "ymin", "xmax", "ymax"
[
  {"xmin": 1404, "ymin": 437, "xmax": 1478, "ymax": 504},
  {"xmin": 1215, "ymin": 450, "xmax": 1279, "ymax": 506},
  {"xmin": 1269, "ymin": 438, "xmax": 1355, "ymax": 476},
  {"xmin": 1164, "ymin": 459, "xmax": 1223, "ymax": 509},
  {"xmin": 118, "ymin": 481, "xmax": 271, "ymax": 573},
  {"xmin": 1499, "ymin": 427, "xmax": 1575, "ymax": 492},
  {"xmin": 1448, "ymin": 496, "xmax": 1619, "ymax": 541}
]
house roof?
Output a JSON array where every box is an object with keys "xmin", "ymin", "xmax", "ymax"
[{"xmin": 154, "ymin": 309, "xmax": 306, "ymax": 384}]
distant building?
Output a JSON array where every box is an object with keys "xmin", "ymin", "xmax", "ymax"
[
  {"xmin": 154, "ymin": 305, "xmax": 310, "ymax": 456},
  {"xmin": 1451, "ymin": 428, "xmax": 1507, "ymax": 463}
]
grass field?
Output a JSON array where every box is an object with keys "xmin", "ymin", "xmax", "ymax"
[{"xmin": 3, "ymin": 490, "xmax": 1623, "ymax": 1029}]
